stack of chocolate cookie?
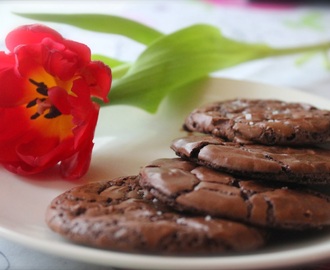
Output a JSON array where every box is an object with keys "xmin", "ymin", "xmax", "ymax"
[{"xmin": 46, "ymin": 99, "xmax": 330, "ymax": 255}]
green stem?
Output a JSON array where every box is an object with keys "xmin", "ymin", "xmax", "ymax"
[
  {"xmin": 322, "ymin": 50, "xmax": 330, "ymax": 70},
  {"xmin": 266, "ymin": 41, "xmax": 330, "ymax": 57}
]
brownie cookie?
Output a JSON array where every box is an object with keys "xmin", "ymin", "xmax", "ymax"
[
  {"xmin": 140, "ymin": 158, "xmax": 330, "ymax": 230},
  {"xmin": 46, "ymin": 176, "xmax": 265, "ymax": 254},
  {"xmin": 171, "ymin": 135, "xmax": 330, "ymax": 184},
  {"xmin": 183, "ymin": 99, "xmax": 330, "ymax": 145}
]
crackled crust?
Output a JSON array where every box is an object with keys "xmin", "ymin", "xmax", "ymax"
[
  {"xmin": 171, "ymin": 135, "xmax": 330, "ymax": 184},
  {"xmin": 46, "ymin": 175, "xmax": 265, "ymax": 254},
  {"xmin": 140, "ymin": 158, "xmax": 330, "ymax": 229},
  {"xmin": 183, "ymin": 99, "xmax": 330, "ymax": 145}
]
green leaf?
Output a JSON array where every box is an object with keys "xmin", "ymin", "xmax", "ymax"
[
  {"xmin": 92, "ymin": 54, "xmax": 131, "ymax": 79},
  {"xmin": 92, "ymin": 54, "xmax": 126, "ymax": 67},
  {"xmin": 15, "ymin": 13, "xmax": 330, "ymax": 113},
  {"xmin": 109, "ymin": 24, "xmax": 256, "ymax": 112},
  {"xmin": 108, "ymin": 24, "xmax": 330, "ymax": 113},
  {"xmin": 14, "ymin": 13, "xmax": 163, "ymax": 45}
]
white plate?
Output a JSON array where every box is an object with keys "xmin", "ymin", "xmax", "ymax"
[{"xmin": 1, "ymin": 77, "xmax": 330, "ymax": 270}]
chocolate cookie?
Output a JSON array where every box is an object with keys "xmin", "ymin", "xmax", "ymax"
[
  {"xmin": 140, "ymin": 158, "xmax": 330, "ymax": 230},
  {"xmin": 171, "ymin": 135, "xmax": 330, "ymax": 184},
  {"xmin": 183, "ymin": 99, "xmax": 330, "ymax": 145},
  {"xmin": 46, "ymin": 176, "xmax": 265, "ymax": 254}
]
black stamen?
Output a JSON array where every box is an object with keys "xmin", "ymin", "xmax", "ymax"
[
  {"xmin": 26, "ymin": 98, "xmax": 37, "ymax": 108},
  {"xmin": 30, "ymin": 112, "xmax": 40, "ymax": 120},
  {"xmin": 28, "ymin": 78, "xmax": 62, "ymax": 120},
  {"xmin": 44, "ymin": 106, "xmax": 62, "ymax": 119},
  {"xmin": 26, "ymin": 98, "xmax": 46, "ymax": 108},
  {"xmin": 29, "ymin": 78, "xmax": 48, "ymax": 96}
]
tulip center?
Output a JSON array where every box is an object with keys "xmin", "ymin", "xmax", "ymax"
[{"xmin": 26, "ymin": 78, "xmax": 61, "ymax": 120}]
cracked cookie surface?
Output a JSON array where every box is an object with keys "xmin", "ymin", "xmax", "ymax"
[
  {"xmin": 139, "ymin": 158, "xmax": 330, "ymax": 229},
  {"xmin": 171, "ymin": 135, "xmax": 330, "ymax": 184},
  {"xmin": 183, "ymin": 99, "xmax": 330, "ymax": 145},
  {"xmin": 46, "ymin": 175, "xmax": 265, "ymax": 254}
]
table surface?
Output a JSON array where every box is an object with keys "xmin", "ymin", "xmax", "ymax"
[{"xmin": 1, "ymin": 1, "xmax": 330, "ymax": 269}]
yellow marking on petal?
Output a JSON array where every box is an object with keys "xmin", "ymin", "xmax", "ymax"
[
  {"xmin": 25, "ymin": 68, "xmax": 76, "ymax": 140},
  {"xmin": 26, "ymin": 68, "xmax": 56, "ymax": 96},
  {"xmin": 30, "ymin": 109, "xmax": 74, "ymax": 140},
  {"xmin": 55, "ymin": 76, "xmax": 75, "ymax": 95},
  {"xmin": 27, "ymin": 68, "xmax": 76, "ymax": 96}
]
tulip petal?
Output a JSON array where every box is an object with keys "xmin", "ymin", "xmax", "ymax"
[
  {"xmin": 15, "ymin": 43, "xmax": 45, "ymax": 77},
  {"xmin": 16, "ymin": 136, "xmax": 73, "ymax": 168},
  {"xmin": 82, "ymin": 61, "xmax": 112, "ymax": 102},
  {"xmin": 41, "ymin": 38, "xmax": 79, "ymax": 80},
  {"xmin": 0, "ymin": 108, "xmax": 30, "ymax": 162},
  {"xmin": 60, "ymin": 140, "xmax": 94, "ymax": 179},
  {"xmin": 60, "ymin": 80, "xmax": 99, "ymax": 179},
  {"xmin": 48, "ymin": 86, "xmax": 71, "ymax": 115},
  {"xmin": 0, "ymin": 107, "xmax": 29, "ymax": 142},
  {"xmin": 0, "ymin": 51, "xmax": 15, "ymax": 70},
  {"xmin": 0, "ymin": 24, "xmax": 112, "ymax": 179},
  {"xmin": 0, "ymin": 52, "xmax": 33, "ymax": 107},
  {"xmin": 5, "ymin": 24, "xmax": 63, "ymax": 52},
  {"xmin": 0, "ymin": 68, "xmax": 29, "ymax": 107},
  {"xmin": 4, "ymin": 161, "xmax": 46, "ymax": 176},
  {"xmin": 63, "ymin": 39, "xmax": 91, "ymax": 65},
  {"xmin": 4, "ymin": 137, "xmax": 72, "ymax": 176}
]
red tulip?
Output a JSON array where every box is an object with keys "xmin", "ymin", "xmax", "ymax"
[{"xmin": 0, "ymin": 24, "xmax": 112, "ymax": 179}]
